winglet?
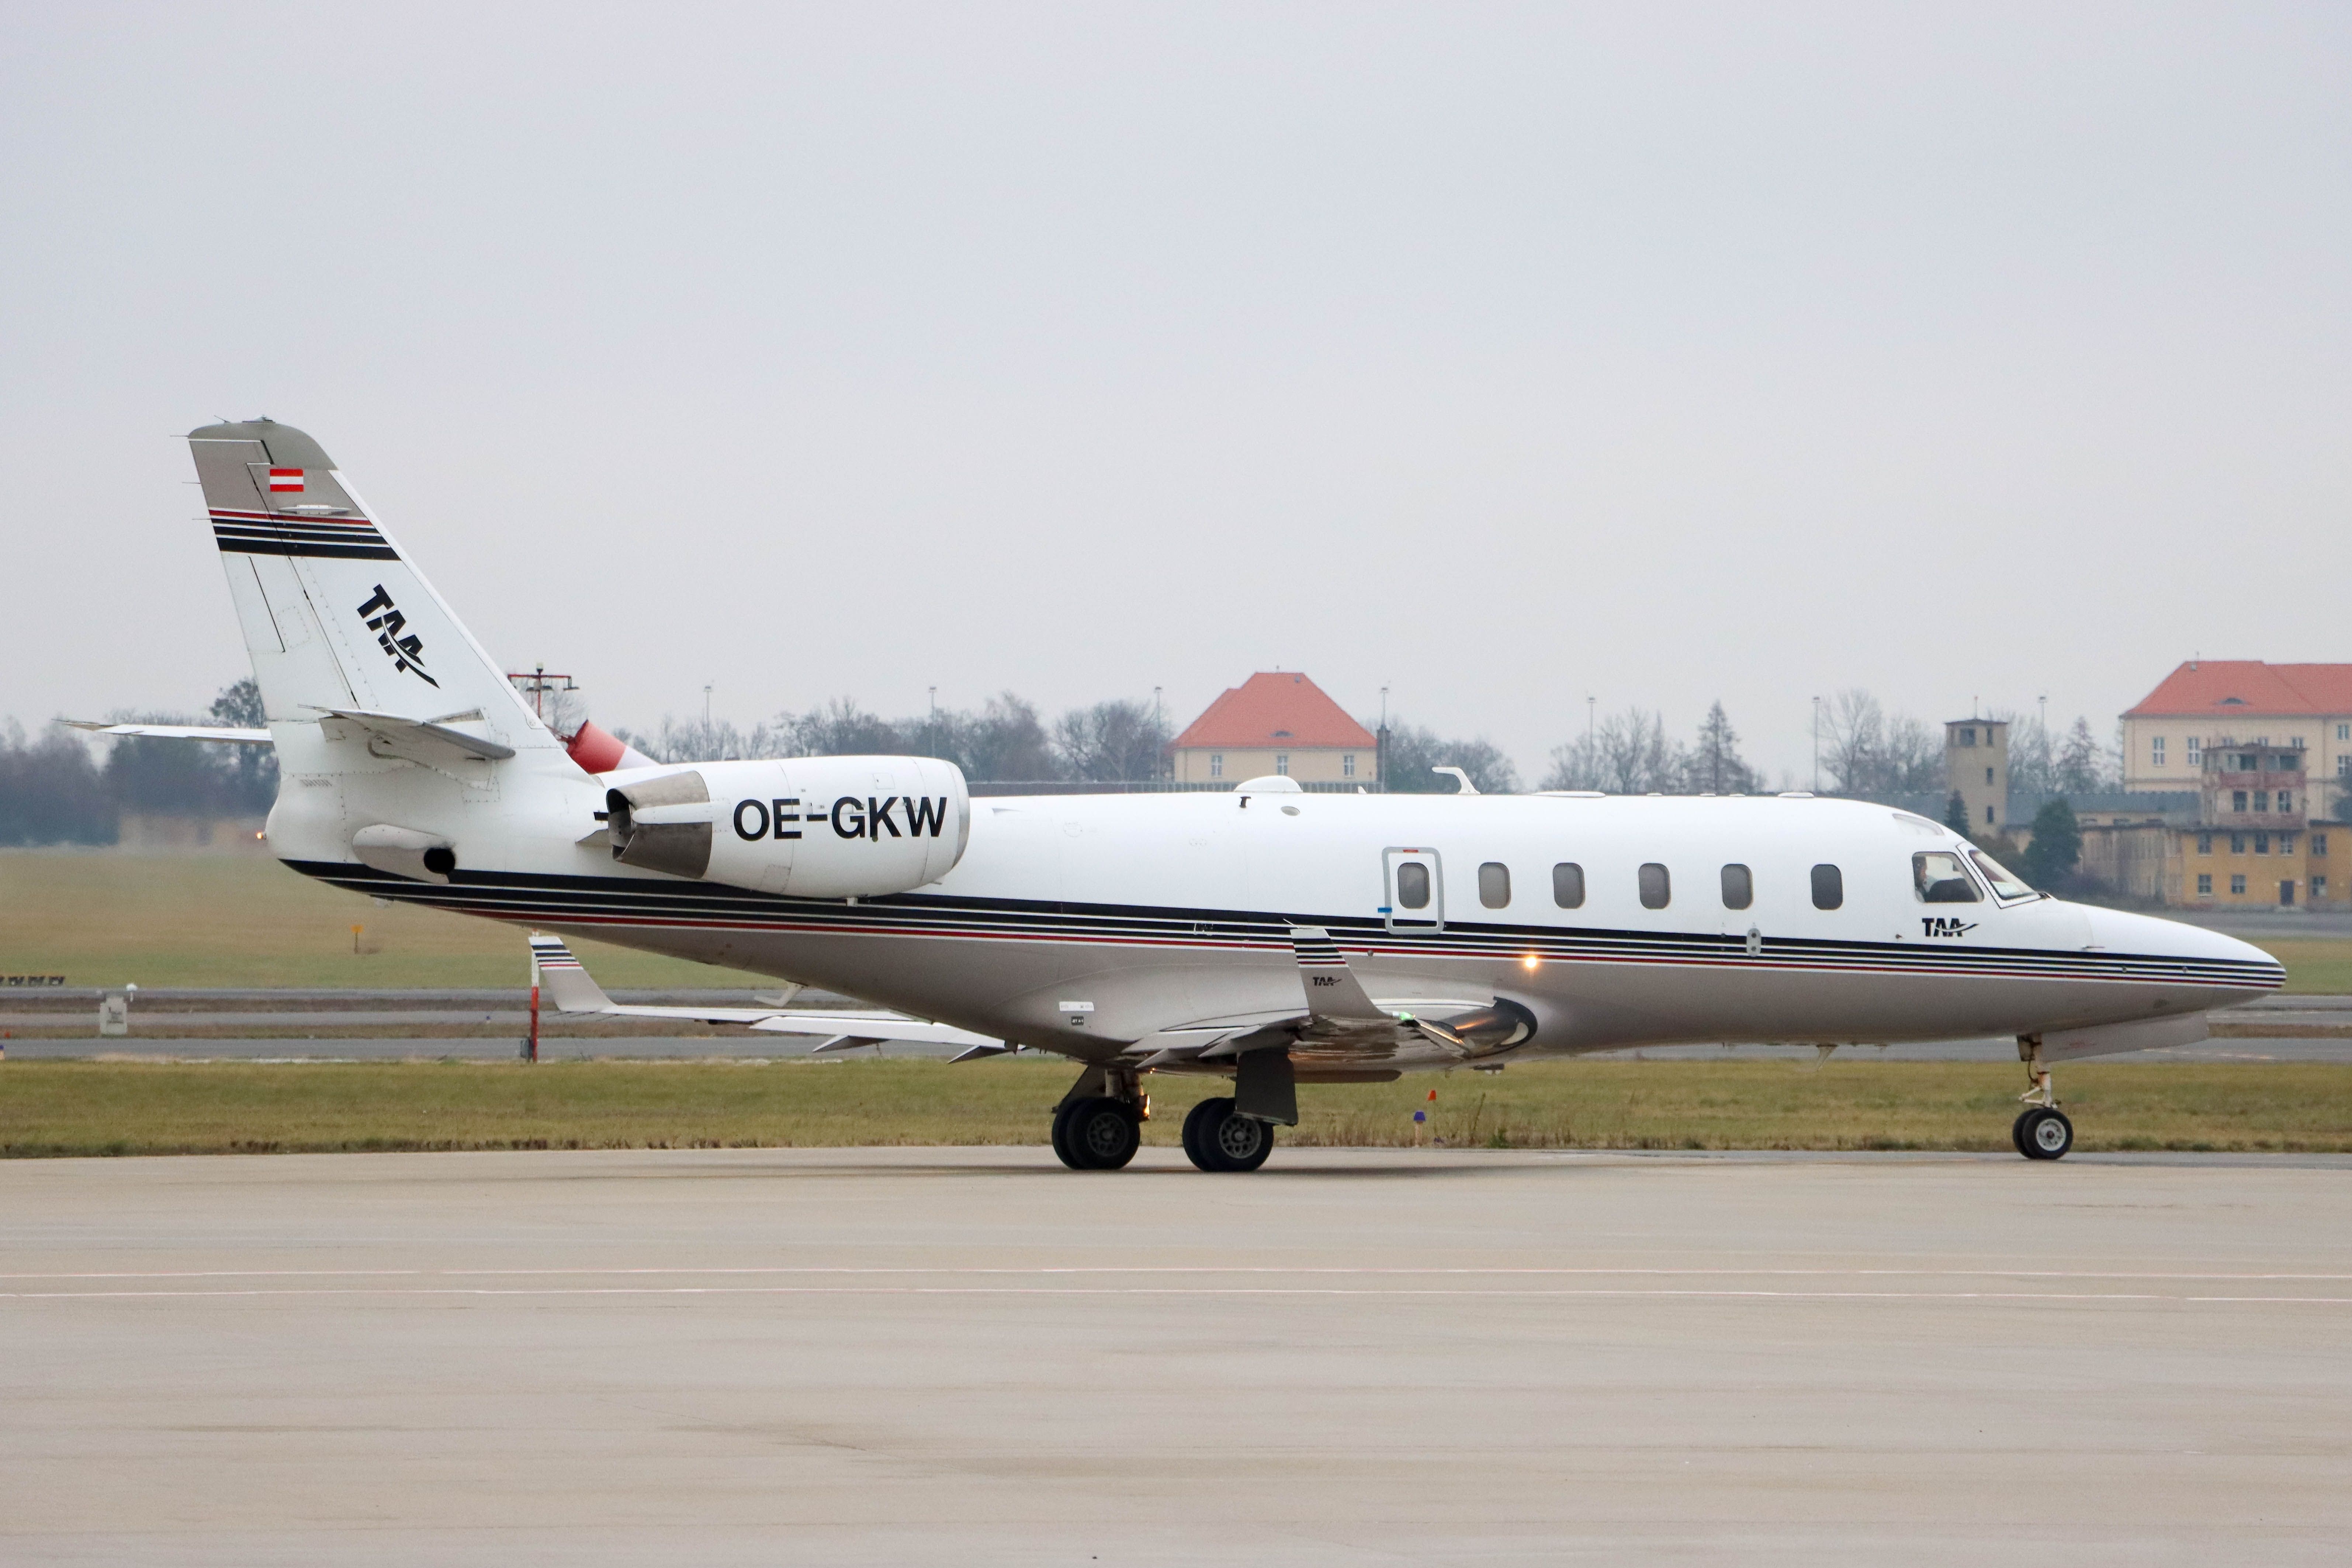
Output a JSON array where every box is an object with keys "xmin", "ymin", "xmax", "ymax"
[
  {"xmin": 1289, "ymin": 926, "xmax": 1391, "ymax": 1021},
  {"xmin": 529, "ymin": 933, "xmax": 617, "ymax": 1014}
]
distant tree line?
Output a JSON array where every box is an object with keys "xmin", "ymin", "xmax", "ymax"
[
  {"xmin": 1539, "ymin": 701, "xmax": 1766, "ymax": 795},
  {"xmin": 616, "ymin": 693, "xmax": 1174, "ymax": 783},
  {"xmin": 0, "ymin": 680, "xmax": 277, "ymax": 847},
  {"xmin": 0, "ymin": 670, "xmax": 2141, "ymax": 848}
]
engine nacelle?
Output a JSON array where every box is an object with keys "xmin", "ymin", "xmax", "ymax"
[{"xmin": 606, "ymin": 756, "xmax": 970, "ymax": 898}]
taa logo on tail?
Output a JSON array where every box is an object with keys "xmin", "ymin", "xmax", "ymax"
[{"xmin": 355, "ymin": 585, "xmax": 437, "ymax": 688}]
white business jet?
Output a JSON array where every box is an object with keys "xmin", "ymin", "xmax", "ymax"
[{"xmin": 81, "ymin": 420, "xmax": 2282, "ymax": 1170}]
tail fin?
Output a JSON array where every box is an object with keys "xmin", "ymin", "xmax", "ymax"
[
  {"xmin": 528, "ymin": 934, "xmax": 617, "ymax": 1013},
  {"xmin": 188, "ymin": 420, "xmax": 547, "ymax": 747}
]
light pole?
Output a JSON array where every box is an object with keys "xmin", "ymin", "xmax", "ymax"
[
  {"xmin": 1811, "ymin": 696, "xmax": 1821, "ymax": 793},
  {"xmin": 928, "ymin": 686, "xmax": 938, "ymax": 759}
]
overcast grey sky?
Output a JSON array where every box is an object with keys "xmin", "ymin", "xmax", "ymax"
[{"xmin": 4, "ymin": 3, "xmax": 2347, "ymax": 782}]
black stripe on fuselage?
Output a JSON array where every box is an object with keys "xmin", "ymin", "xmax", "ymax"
[{"xmin": 279, "ymin": 860, "xmax": 2286, "ymax": 991}]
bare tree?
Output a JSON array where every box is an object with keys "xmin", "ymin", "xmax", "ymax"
[
  {"xmin": 1819, "ymin": 689, "xmax": 1885, "ymax": 796},
  {"xmin": 952, "ymin": 693, "xmax": 1060, "ymax": 781},
  {"xmin": 1687, "ymin": 700, "xmax": 1760, "ymax": 794},
  {"xmin": 1380, "ymin": 722, "xmax": 1523, "ymax": 793},
  {"xmin": 2055, "ymin": 716, "xmax": 2107, "ymax": 795},
  {"xmin": 1052, "ymin": 699, "xmax": 1169, "ymax": 782}
]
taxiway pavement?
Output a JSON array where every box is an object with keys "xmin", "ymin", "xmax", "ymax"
[{"xmin": 2, "ymin": 1146, "xmax": 2348, "ymax": 1564}]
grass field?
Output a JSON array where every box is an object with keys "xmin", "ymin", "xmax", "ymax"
[
  {"xmin": 7, "ymin": 850, "xmax": 2352, "ymax": 993},
  {"xmin": 0, "ymin": 851, "xmax": 766, "ymax": 989},
  {"xmin": 3, "ymin": 1059, "xmax": 2347, "ymax": 1157}
]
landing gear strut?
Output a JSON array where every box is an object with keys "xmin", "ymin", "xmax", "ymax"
[
  {"xmin": 2011, "ymin": 1037, "xmax": 2074, "ymax": 1160},
  {"xmin": 1051, "ymin": 1065, "xmax": 1143, "ymax": 1170}
]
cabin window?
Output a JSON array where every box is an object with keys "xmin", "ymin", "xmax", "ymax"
[
  {"xmin": 1551, "ymin": 862, "xmax": 1585, "ymax": 909},
  {"xmin": 1811, "ymin": 864, "xmax": 1844, "ymax": 910},
  {"xmin": 1719, "ymin": 864, "xmax": 1752, "ymax": 910},
  {"xmin": 1396, "ymin": 862, "xmax": 1431, "ymax": 910},
  {"xmin": 1913, "ymin": 852, "xmax": 1980, "ymax": 903},
  {"xmin": 1478, "ymin": 862, "xmax": 1511, "ymax": 908},
  {"xmin": 1638, "ymin": 863, "xmax": 1670, "ymax": 909}
]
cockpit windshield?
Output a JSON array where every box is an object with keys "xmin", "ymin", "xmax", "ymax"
[
  {"xmin": 1912, "ymin": 851, "xmax": 1981, "ymax": 903},
  {"xmin": 1968, "ymin": 849, "xmax": 2038, "ymax": 900}
]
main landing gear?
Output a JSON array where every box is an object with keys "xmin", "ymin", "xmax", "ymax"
[
  {"xmin": 1181, "ymin": 1097, "xmax": 1274, "ymax": 1173},
  {"xmin": 2011, "ymin": 1036, "xmax": 2074, "ymax": 1161},
  {"xmin": 1050, "ymin": 1055, "xmax": 1294, "ymax": 1172},
  {"xmin": 1052, "ymin": 1092, "xmax": 1142, "ymax": 1170}
]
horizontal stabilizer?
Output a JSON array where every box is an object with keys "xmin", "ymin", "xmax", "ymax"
[
  {"xmin": 62, "ymin": 721, "xmax": 271, "ymax": 744},
  {"xmin": 316, "ymin": 707, "xmax": 516, "ymax": 763}
]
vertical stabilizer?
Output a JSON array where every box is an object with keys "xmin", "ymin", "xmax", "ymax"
[{"xmin": 187, "ymin": 420, "xmax": 547, "ymax": 751}]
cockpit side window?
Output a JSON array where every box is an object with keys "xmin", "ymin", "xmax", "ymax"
[
  {"xmin": 1913, "ymin": 851, "xmax": 1981, "ymax": 904},
  {"xmin": 1968, "ymin": 849, "xmax": 2037, "ymax": 900}
]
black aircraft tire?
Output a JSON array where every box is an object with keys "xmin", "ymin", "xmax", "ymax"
[
  {"xmin": 1181, "ymin": 1096, "xmax": 1229, "ymax": 1171},
  {"xmin": 2019, "ymin": 1107, "xmax": 2074, "ymax": 1161},
  {"xmin": 1050, "ymin": 1100, "xmax": 1089, "ymax": 1170},
  {"xmin": 2011, "ymin": 1110, "xmax": 2032, "ymax": 1156},
  {"xmin": 1066, "ymin": 1097, "xmax": 1141, "ymax": 1171},
  {"xmin": 1184, "ymin": 1097, "xmax": 1272, "ymax": 1173}
]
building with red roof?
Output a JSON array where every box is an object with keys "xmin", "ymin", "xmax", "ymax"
[
  {"xmin": 2121, "ymin": 661, "xmax": 2352, "ymax": 811},
  {"xmin": 2113, "ymin": 661, "xmax": 2352, "ymax": 908},
  {"xmin": 1170, "ymin": 672, "xmax": 1377, "ymax": 786}
]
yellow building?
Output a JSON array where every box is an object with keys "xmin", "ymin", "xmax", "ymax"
[
  {"xmin": 1169, "ymin": 672, "xmax": 1376, "ymax": 786},
  {"xmin": 2120, "ymin": 661, "xmax": 2352, "ymax": 821},
  {"xmin": 2075, "ymin": 741, "xmax": 2348, "ymax": 907}
]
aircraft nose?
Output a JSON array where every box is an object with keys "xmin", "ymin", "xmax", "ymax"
[{"xmin": 2082, "ymin": 905, "xmax": 2283, "ymax": 990}]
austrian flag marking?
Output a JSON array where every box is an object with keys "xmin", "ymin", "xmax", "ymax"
[{"xmin": 268, "ymin": 468, "xmax": 305, "ymax": 492}]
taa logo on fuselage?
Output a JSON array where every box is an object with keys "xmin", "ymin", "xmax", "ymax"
[
  {"xmin": 732, "ymin": 796, "xmax": 951, "ymax": 842},
  {"xmin": 355, "ymin": 584, "xmax": 437, "ymax": 688},
  {"xmin": 1921, "ymin": 916, "xmax": 1977, "ymax": 938}
]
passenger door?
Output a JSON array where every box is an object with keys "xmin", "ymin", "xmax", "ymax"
[{"xmin": 1383, "ymin": 847, "xmax": 1444, "ymax": 932}]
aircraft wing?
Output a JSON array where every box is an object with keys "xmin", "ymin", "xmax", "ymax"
[
  {"xmin": 1129, "ymin": 928, "xmax": 1529, "ymax": 1069},
  {"xmin": 527, "ymin": 934, "xmax": 1007, "ymax": 1054},
  {"xmin": 63, "ymin": 721, "xmax": 272, "ymax": 743}
]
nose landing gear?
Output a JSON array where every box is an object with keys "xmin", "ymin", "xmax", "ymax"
[{"xmin": 2011, "ymin": 1037, "xmax": 2074, "ymax": 1160}]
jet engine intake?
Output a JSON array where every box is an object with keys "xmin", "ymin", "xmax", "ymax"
[{"xmin": 606, "ymin": 756, "xmax": 970, "ymax": 897}]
